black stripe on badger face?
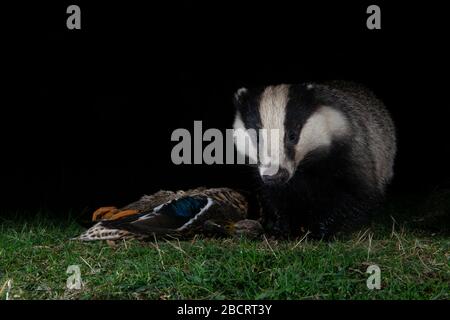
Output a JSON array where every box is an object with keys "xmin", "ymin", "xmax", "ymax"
[
  {"xmin": 233, "ymin": 87, "xmax": 264, "ymax": 165},
  {"xmin": 233, "ymin": 87, "xmax": 264, "ymax": 131},
  {"xmin": 284, "ymin": 84, "xmax": 318, "ymax": 161}
]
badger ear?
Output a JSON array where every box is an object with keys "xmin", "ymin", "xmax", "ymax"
[
  {"xmin": 295, "ymin": 82, "xmax": 315, "ymax": 92},
  {"xmin": 305, "ymin": 83, "xmax": 315, "ymax": 90},
  {"xmin": 233, "ymin": 87, "xmax": 249, "ymax": 109}
]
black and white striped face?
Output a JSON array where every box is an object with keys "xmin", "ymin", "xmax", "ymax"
[{"xmin": 233, "ymin": 84, "xmax": 350, "ymax": 185}]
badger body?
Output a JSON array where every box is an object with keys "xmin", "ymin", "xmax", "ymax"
[{"xmin": 233, "ymin": 82, "xmax": 396, "ymax": 238}]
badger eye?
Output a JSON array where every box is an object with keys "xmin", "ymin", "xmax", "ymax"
[{"xmin": 287, "ymin": 131, "xmax": 297, "ymax": 144}]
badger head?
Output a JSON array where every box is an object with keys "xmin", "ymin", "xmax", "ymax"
[{"xmin": 233, "ymin": 84, "xmax": 350, "ymax": 185}]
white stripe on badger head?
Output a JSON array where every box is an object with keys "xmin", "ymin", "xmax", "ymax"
[
  {"xmin": 233, "ymin": 111, "xmax": 258, "ymax": 164},
  {"xmin": 258, "ymin": 85, "xmax": 290, "ymax": 176},
  {"xmin": 295, "ymin": 106, "xmax": 350, "ymax": 164},
  {"xmin": 258, "ymin": 128, "xmax": 280, "ymax": 176}
]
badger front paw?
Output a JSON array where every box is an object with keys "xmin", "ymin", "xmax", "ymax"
[
  {"xmin": 308, "ymin": 223, "xmax": 335, "ymax": 241},
  {"xmin": 262, "ymin": 214, "xmax": 291, "ymax": 239}
]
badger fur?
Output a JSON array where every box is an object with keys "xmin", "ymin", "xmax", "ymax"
[{"xmin": 233, "ymin": 81, "xmax": 396, "ymax": 239}]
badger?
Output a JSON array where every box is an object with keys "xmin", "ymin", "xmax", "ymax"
[{"xmin": 232, "ymin": 81, "xmax": 396, "ymax": 239}]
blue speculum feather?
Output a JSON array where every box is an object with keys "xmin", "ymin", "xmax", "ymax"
[{"xmin": 158, "ymin": 196, "xmax": 209, "ymax": 219}]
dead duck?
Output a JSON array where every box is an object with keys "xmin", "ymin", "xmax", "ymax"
[{"xmin": 75, "ymin": 187, "xmax": 263, "ymax": 241}]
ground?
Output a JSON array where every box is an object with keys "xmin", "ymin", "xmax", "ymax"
[{"xmin": 0, "ymin": 197, "xmax": 449, "ymax": 300}]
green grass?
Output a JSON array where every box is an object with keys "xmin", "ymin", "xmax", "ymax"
[{"xmin": 0, "ymin": 201, "xmax": 449, "ymax": 300}]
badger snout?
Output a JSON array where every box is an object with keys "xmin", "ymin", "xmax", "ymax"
[{"xmin": 261, "ymin": 168, "xmax": 289, "ymax": 185}]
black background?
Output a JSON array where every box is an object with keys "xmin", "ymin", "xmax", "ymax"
[{"xmin": 2, "ymin": 1, "xmax": 449, "ymax": 216}]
